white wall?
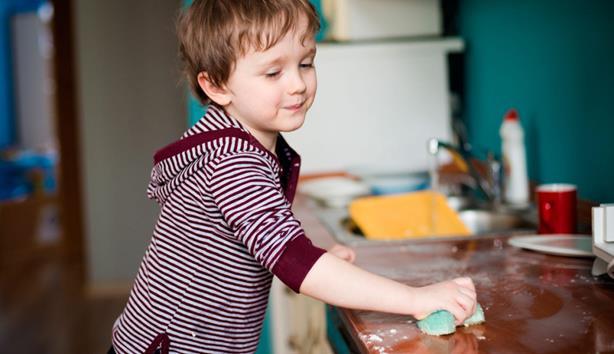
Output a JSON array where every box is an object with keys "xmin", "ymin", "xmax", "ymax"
[
  {"xmin": 286, "ymin": 39, "xmax": 462, "ymax": 174},
  {"xmin": 75, "ymin": 0, "xmax": 186, "ymax": 285}
]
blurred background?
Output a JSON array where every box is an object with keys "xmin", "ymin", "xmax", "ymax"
[{"xmin": 0, "ymin": 0, "xmax": 613, "ymax": 353}]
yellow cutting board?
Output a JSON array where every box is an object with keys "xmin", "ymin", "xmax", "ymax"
[{"xmin": 349, "ymin": 191, "xmax": 471, "ymax": 240}]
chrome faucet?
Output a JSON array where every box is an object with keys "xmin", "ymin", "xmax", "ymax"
[{"xmin": 427, "ymin": 138, "xmax": 502, "ymax": 204}]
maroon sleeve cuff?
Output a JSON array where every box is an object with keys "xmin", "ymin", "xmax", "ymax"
[{"xmin": 272, "ymin": 234, "xmax": 327, "ymax": 293}]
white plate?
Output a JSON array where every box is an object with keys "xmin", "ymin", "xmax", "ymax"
[
  {"xmin": 299, "ymin": 177, "xmax": 370, "ymax": 208},
  {"xmin": 508, "ymin": 235, "xmax": 594, "ymax": 258}
]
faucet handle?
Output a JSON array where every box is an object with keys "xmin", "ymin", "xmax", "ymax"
[{"xmin": 486, "ymin": 152, "xmax": 503, "ymax": 204}]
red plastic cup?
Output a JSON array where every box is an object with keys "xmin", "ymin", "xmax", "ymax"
[{"xmin": 536, "ymin": 184, "xmax": 577, "ymax": 234}]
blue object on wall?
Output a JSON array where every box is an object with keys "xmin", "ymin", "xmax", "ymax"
[
  {"xmin": 0, "ymin": 149, "xmax": 56, "ymax": 201},
  {"xmin": 0, "ymin": 157, "xmax": 30, "ymax": 200},
  {"xmin": 459, "ymin": 0, "xmax": 614, "ymax": 202},
  {"xmin": 0, "ymin": 0, "xmax": 46, "ymax": 148}
]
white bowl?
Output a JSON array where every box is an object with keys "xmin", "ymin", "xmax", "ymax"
[{"xmin": 299, "ymin": 177, "xmax": 370, "ymax": 208}]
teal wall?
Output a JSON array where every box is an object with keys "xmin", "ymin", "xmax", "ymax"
[
  {"xmin": 459, "ymin": 0, "xmax": 614, "ymax": 202},
  {"xmin": 188, "ymin": 96, "xmax": 206, "ymax": 126}
]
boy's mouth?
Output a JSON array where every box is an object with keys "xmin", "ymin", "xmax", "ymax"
[{"xmin": 284, "ymin": 101, "xmax": 305, "ymax": 111}]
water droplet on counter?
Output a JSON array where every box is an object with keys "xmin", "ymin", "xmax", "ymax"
[
  {"xmin": 374, "ymin": 346, "xmax": 389, "ymax": 354},
  {"xmin": 365, "ymin": 334, "xmax": 383, "ymax": 343}
]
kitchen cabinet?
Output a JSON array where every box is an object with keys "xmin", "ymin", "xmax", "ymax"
[
  {"xmin": 323, "ymin": 0, "xmax": 442, "ymax": 41},
  {"xmin": 270, "ymin": 279, "xmax": 333, "ymax": 354}
]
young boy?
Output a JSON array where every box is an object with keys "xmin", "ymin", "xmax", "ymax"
[{"xmin": 109, "ymin": 1, "xmax": 477, "ymax": 353}]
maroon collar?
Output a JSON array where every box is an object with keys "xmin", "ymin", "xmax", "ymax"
[{"xmin": 152, "ymin": 127, "xmax": 301, "ymax": 203}]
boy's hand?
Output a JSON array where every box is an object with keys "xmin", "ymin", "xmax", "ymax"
[
  {"xmin": 328, "ymin": 244, "xmax": 356, "ymax": 263},
  {"xmin": 411, "ymin": 277, "xmax": 477, "ymax": 325}
]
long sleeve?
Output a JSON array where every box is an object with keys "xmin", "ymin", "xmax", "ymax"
[{"xmin": 207, "ymin": 151, "xmax": 325, "ymax": 292}]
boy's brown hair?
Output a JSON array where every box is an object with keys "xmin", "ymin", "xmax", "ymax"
[{"xmin": 177, "ymin": 0, "xmax": 320, "ymax": 105}]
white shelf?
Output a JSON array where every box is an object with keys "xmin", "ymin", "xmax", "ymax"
[{"xmin": 318, "ymin": 37, "xmax": 464, "ymax": 54}]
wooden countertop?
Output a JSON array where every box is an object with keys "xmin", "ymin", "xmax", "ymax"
[{"xmin": 293, "ymin": 194, "xmax": 614, "ymax": 354}]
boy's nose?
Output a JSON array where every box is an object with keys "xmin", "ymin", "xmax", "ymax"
[{"xmin": 287, "ymin": 71, "xmax": 307, "ymax": 94}]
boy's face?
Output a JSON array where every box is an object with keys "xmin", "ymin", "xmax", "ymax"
[{"xmin": 221, "ymin": 17, "xmax": 317, "ymax": 144}]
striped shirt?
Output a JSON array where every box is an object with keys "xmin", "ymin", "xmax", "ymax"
[{"xmin": 111, "ymin": 104, "xmax": 326, "ymax": 354}]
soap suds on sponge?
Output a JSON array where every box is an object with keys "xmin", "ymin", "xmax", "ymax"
[{"xmin": 417, "ymin": 303, "xmax": 485, "ymax": 336}]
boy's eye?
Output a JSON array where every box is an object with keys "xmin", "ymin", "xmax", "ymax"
[
  {"xmin": 300, "ymin": 62, "xmax": 314, "ymax": 69},
  {"xmin": 265, "ymin": 71, "xmax": 280, "ymax": 78}
]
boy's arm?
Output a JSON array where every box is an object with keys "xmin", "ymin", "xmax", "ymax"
[
  {"xmin": 298, "ymin": 253, "xmax": 477, "ymax": 323},
  {"xmin": 206, "ymin": 151, "xmax": 475, "ymax": 321},
  {"xmin": 207, "ymin": 151, "xmax": 327, "ymax": 291}
]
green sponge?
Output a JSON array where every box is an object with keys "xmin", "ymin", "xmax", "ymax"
[
  {"xmin": 462, "ymin": 303, "xmax": 485, "ymax": 326},
  {"xmin": 417, "ymin": 303, "xmax": 485, "ymax": 336},
  {"xmin": 416, "ymin": 309, "xmax": 455, "ymax": 335}
]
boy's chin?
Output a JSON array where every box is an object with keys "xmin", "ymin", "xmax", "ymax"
[
  {"xmin": 281, "ymin": 118, "xmax": 305, "ymax": 133},
  {"xmin": 278, "ymin": 115, "xmax": 306, "ymax": 132}
]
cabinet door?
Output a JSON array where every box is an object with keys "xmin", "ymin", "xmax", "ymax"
[{"xmin": 270, "ymin": 278, "xmax": 333, "ymax": 354}]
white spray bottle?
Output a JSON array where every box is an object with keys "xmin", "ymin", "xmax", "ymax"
[{"xmin": 499, "ymin": 109, "xmax": 529, "ymax": 206}]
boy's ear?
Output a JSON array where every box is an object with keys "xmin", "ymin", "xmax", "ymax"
[{"xmin": 197, "ymin": 72, "xmax": 232, "ymax": 106}]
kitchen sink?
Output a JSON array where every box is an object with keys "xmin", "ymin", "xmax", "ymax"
[
  {"xmin": 457, "ymin": 209, "xmax": 536, "ymax": 234},
  {"xmin": 315, "ymin": 197, "xmax": 538, "ymax": 246}
]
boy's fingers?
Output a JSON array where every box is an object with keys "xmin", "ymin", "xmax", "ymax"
[
  {"xmin": 448, "ymin": 304, "xmax": 466, "ymax": 325},
  {"xmin": 453, "ymin": 277, "xmax": 476, "ymax": 292},
  {"xmin": 348, "ymin": 249, "xmax": 356, "ymax": 263},
  {"xmin": 333, "ymin": 246, "xmax": 355, "ymax": 263},
  {"xmin": 458, "ymin": 285, "xmax": 477, "ymax": 316},
  {"xmin": 456, "ymin": 292, "xmax": 475, "ymax": 316},
  {"xmin": 459, "ymin": 287, "xmax": 477, "ymax": 301}
]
